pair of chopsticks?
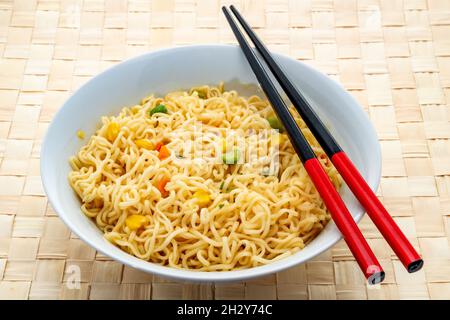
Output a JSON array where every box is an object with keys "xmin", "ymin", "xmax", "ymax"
[{"xmin": 222, "ymin": 5, "xmax": 423, "ymax": 284}]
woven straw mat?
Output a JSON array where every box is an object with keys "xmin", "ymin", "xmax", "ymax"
[{"xmin": 0, "ymin": 0, "xmax": 449, "ymax": 300}]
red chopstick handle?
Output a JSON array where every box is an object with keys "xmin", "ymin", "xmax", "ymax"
[
  {"xmin": 304, "ymin": 158, "xmax": 384, "ymax": 284},
  {"xmin": 331, "ymin": 151, "xmax": 423, "ymax": 273}
]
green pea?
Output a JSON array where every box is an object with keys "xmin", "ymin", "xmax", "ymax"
[
  {"xmin": 149, "ymin": 104, "xmax": 168, "ymax": 116},
  {"xmin": 267, "ymin": 116, "xmax": 285, "ymax": 132}
]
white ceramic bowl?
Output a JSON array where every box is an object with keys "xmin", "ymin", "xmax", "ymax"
[{"xmin": 41, "ymin": 45, "xmax": 381, "ymax": 282}]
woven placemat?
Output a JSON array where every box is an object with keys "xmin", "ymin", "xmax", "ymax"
[{"xmin": 0, "ymin": 0, "xmax": 449, "ymax": 300}]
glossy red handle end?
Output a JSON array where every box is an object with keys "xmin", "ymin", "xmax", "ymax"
[
  {"xmin": 304, "ymin": 158, "xmax": 385, "ymax": 284},
  {"xmin": 331, "ymin": 151, "xmax": 423, "ymax": 273}
]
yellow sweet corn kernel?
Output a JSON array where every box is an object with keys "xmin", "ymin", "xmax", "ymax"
[
  {"xmin": 106, "ymin": 122, "xmax": 120, "ymax": 142},
  {"xmin": 77, "ymin": 130, "xmax": 85, "ymax": 139},
  {"xmin": 193, "ymin": 190, "xmax": 211, "ymax": 207},
  {"xmin": 135, "ymin": 139, "xmax": 153, "ymax": 150},
  {"xmin": 125, "ymin": 215, "xmax": 148, "ymax": 231}
]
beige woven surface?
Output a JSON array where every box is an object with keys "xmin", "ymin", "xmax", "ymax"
[{"xmin": 0, "ymin": 0, "xmax": 449, "ymax": 300}]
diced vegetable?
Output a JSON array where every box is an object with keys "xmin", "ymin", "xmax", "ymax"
[
  {"xmin": 267, "ymin": 116, "xmax": 285, "ymax": 132},
  {"xmin": 149, "ymin": 104, "xmax": 168, "ymax": 116},
  {"xmin": 193, "ymin": 190, "xmax": 211, "ymax": 207},
  {"xmin": 158, "ymin": 145, "xmax": 170, "ymax": 160},
  {"xmin": 154, "ymin": 141, "xmax": 164, "ymax": 151},
  {"xmin": 135, "ymin": 139, "xmax": 153, "ymax": 150},
  {"xmin": 106, "ymin": 122, "xmax": 120, "ymax": 142},
  {"xmin": 222, "ymin": 148, "xmax": 240, "ymax": 164},
  {"xmin": 126, "ymin": 215, "xmax": 148, "ymax": 230},
  {"xmin": 77, "ymin": 130, "xmax": 85, "ymax": 139},
  {"xmin": 157, "ymin": 177, "xmax": 170, "ymax": 197},
  {"xmin": 219, "ymin": 181, "xmax": 225, "ymax": 190},
  {"xmin": 218, "ymin": 204, "xmax": 224, "ymax": 209}
]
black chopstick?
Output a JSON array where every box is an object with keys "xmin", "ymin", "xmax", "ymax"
[
  {"xmin": 228, "ymin": 5, "xmax": 423, "ymax": 273},
  {"xmin": 222, "ymin": 6, "xmax": 384, "ymax": 284}
]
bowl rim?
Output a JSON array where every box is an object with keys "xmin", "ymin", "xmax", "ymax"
[{"xmin": 41, "ymin": 44, "xmax": 381, "ymax": 282}]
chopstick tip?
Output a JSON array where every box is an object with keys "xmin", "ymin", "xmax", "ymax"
[
  {"xmin": 408, "ymin": 259, "xmax": 424, "ymax": 273},
  {"xmin": 368, "ymin": 271, "xmax": 385, "ymax": 285}
]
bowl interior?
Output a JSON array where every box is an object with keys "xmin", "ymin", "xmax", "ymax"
[{"xmin": 41, "ymin": 45, "xmax": 381, "ymax": 282}]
